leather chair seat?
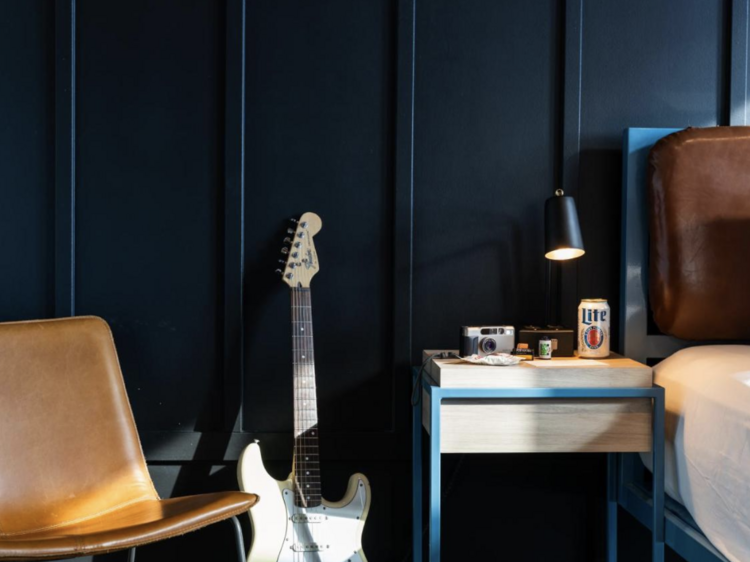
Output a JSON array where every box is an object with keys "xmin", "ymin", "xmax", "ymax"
[{"xmin": 0, "ymin": 491, "xmax": 257, "ymax": 560}]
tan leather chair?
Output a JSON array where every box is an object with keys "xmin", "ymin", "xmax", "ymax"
[{"xmin": 0, "ymin": 316, "xmax": 258, "ymax": 561}]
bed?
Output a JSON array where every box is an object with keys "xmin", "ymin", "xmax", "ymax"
[{"xmin": 620, "ymin": 127, "xmax": 750, "ymax": 562}]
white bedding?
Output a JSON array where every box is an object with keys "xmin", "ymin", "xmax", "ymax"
[{"xmin": 644, "ymin": 345, "xmax": 750, "ymax": 562}]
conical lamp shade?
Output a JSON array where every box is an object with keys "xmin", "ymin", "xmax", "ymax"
[{"xmin": 544, "ymin": 191, "xmax": 585, "ymax": 260}]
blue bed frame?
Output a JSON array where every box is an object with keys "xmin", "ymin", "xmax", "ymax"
[{"xmin": 618, "ymin": 128, "xmax": 730, "ymax": 562}]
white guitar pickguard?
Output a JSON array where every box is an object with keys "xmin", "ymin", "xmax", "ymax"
[
  {"xmin": 277, "ymin": 482, "xmax": 367, "ymax": 562},
  {"xmin": 238, "ymin": 442, "xmax": 371, "ymax": 562}
]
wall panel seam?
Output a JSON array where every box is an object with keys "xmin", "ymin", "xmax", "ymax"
[
  {"xmin": 393, "ymin": 0, "xmax": 416, "ymax": 437},
  {"xmin": 561, "ymin": 0, "xmax": 584, "ymax": 329},
  {"xmin": 54, "ymin": 0, "xmax": 76, "ymax": 318},
  {"xmin": 224, "ymin": 0, "xmax": 247, "ymax": 433},
  {"xmin": 731, "ymin": 0, "xmax": 750, "ymax": 125}
]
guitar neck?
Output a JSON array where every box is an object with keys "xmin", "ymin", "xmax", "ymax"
[{"xmin": 291, "ymin": 287, "xmax": 321, "ymax": 507}]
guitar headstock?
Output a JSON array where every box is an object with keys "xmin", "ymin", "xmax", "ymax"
[{"xmin": 275, "ymin": 212, "xmax": 322, "ymax": 288}]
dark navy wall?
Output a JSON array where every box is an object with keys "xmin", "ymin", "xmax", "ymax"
[{"xmin": 1, "ymin": 1, "xmax": 747, "ymax": 561}]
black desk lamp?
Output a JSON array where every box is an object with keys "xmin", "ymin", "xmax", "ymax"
[{"xmin": 544, "ymin": 189, "xmax": 585, "ymax": 326}]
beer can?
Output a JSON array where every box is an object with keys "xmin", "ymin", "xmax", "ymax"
[{"xmin": 578, "ymin": 299, "xmax": 610, "ymax": 358}]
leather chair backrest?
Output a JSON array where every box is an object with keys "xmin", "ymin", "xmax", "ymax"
[{"xmin": 0, "ymin": 317, "xmax": 157, "ymax": 536}]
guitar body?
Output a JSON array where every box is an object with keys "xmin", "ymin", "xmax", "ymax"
[{"xmin": 238, "ymin": 442, "xmax": 371, "ymax": 562}]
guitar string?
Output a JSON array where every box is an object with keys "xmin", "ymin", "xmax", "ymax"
[
  {"xmin": 295, "ymin": 286, "xmax": 304, "ymax": 562},
  {"xmin": 309, "ymin": 288, "xmax": 321, "ymax": 559},
  {"xmin": 306, "ymin": 287, "xmax": 316, "ymax": 559},
  {"xmin": 304, "ymin": 287, "xmax": 318, "ymax": 557},
  {"xmin": 292, "ymin": 287, "xmax": 299, "ymax": 562},
  {"xmin": 312, "ymin": 290, "xmax": 323, "ymax": 555},
  {"xmin": 309, "ymin": 288, "xmax": 323, "ymax": 557},
  {"xmin": 292, "ymin": 288, "xmax": 307, "ymax": 562},
  {"xmin": 297, "ymin": 286, "xmax": 303, "ymax": 562},
  {"xmin": 297, "ymin": 287, "xmax": 306, "ymax": 562},
  {"xmin": 302, "ymin": 287, "xmax": 312, "ymax": 558},
  {"xmin": 298, "ymin": 285, "xmax": 306, "ymax": 561}
]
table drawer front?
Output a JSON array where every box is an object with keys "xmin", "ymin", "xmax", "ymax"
[{"xmin": 424, "ymin": 397, "xmax": 652, "ymax": 453}]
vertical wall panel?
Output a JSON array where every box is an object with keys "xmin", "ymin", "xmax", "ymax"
[
  {"xmin": 578, "ymin": 0, "xmax": 727, "ymax": 348},
  {"xmin": 242, "ymin": 0, "xmax": 397, "ymax": 434},
  {"xmin": 75, "ymin": 0, "xmax": 225, "ymax": 431},
  {"xmin": 731, "ymin": 0, "xmax": 750, "ymax": 124},
  {"xmin": 0, "ymin": 0, "xmax": 54, "ymax": 321},
  {"xmin": 413, "ymin": 0, "xmax": 561, "ymax": 360}
]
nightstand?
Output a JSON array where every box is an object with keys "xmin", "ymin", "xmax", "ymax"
[{"xmin": 412, "ymin": 352, "xmax": 665, "ymax": 562}]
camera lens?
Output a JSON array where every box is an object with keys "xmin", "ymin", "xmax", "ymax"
[{"xmin": 480, "ymin": 338, "xmax": 497, "ymax": 353}]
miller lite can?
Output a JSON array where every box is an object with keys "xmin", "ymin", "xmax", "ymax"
[{"xmin": 578, "ymin": 299, "xmax": 610, "ymax": 358}]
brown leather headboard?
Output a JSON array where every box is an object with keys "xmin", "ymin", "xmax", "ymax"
[{"xmin": 648, "ymin": 126, "xmax": 750, "ymax": 340}]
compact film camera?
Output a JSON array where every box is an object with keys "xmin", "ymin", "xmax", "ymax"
[{"xmin": 459, "ymin": 326, "xmax": 515, "ymax": 356}]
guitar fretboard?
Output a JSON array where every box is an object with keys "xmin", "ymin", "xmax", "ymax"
[{"xmin": 291, "ymin": 287, "xmax": 321, "ymax": 507}]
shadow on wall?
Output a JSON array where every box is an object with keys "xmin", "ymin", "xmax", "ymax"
[
  {"xmin": 85, "ymin": 221, "xmax": 296, "ymax": 561},
  {"xmin": 576, "ymin": 147, "xmax": 623, "ymax": 347}
]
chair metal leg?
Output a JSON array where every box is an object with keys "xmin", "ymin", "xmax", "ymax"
[
  {"xmin": 123, "ymin": 519, "xmax": 243, "ymax": 562},
  {"xmin": 230, "ymin": 516, "xmax": 246, "ymax": 562}
]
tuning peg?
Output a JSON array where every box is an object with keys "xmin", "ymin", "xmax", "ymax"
[
  {"xmin": 290, "ymin": 218, "xmax": 298, "ymax": 224},
  {"xmin": 297, "ymin": 232, "xmax": 306, "ymax": 239},
  {"xmin": 283, "ymin": 237, "xmax": 292, "ymax": 244},
  {"xmin": 294, "ymin": 242, "xmax": 301, "ymax": 248},
  {"xmin": 281, "ymin": 247, "xmax": 289, "ymax": 254},
  {"xmin": 291, "ymin": 252, "xmax": 299, "ymax": 258},
  {"xmin": 278, "ymin": 259, "xmax": 286, "ymax": 264},
  {"xmin": 300, "ymin": 221, "xmax": 308, "ymax": 229},
  {"xmin": 275, "ymin": 269, "xmax": 283, "ymax": 275},
  {"xmin": 287, "ymin": 228, "xmax": 295, "ymax": 234},
  {"xmin": 285, "ymin": 273, "xmax": 293, "ymax": 279}
]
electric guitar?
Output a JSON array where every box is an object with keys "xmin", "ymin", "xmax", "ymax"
[{"xmin": 238, "ymin": 212, "xmax": 371, "ymax": 562}]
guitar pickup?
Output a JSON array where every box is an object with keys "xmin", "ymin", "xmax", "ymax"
[
  {"xmin": 291, "ymin": 514, "xmax": 325, "ymax": 523},
  {"xmin": 292, "ymin": 543, "xmax": 329, "ymax": 552}
]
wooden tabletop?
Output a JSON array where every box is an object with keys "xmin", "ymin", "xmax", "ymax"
[{"xmin": 422, "ymin": 350, "xmax": 652, "ymax": 388}]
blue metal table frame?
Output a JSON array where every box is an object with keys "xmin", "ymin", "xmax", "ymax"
[{"xmin": 412, "ymin": 368, "xmax": 665, "ymax": 562}]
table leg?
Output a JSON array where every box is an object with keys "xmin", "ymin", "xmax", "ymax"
[
  {"xmin": 413, "ymin": 380, "xmax": 423, "ymax": 562},
  {"xmin": 607, "ymin": 453, "xmax": 618, "ymax": 561},
  {"xmin": 652, "ymin": 389, "xmax": 665, "ymax": 562},
  {"xmin": 429, "ymin": 391, "xmax": 441, "ymax": 562}
]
